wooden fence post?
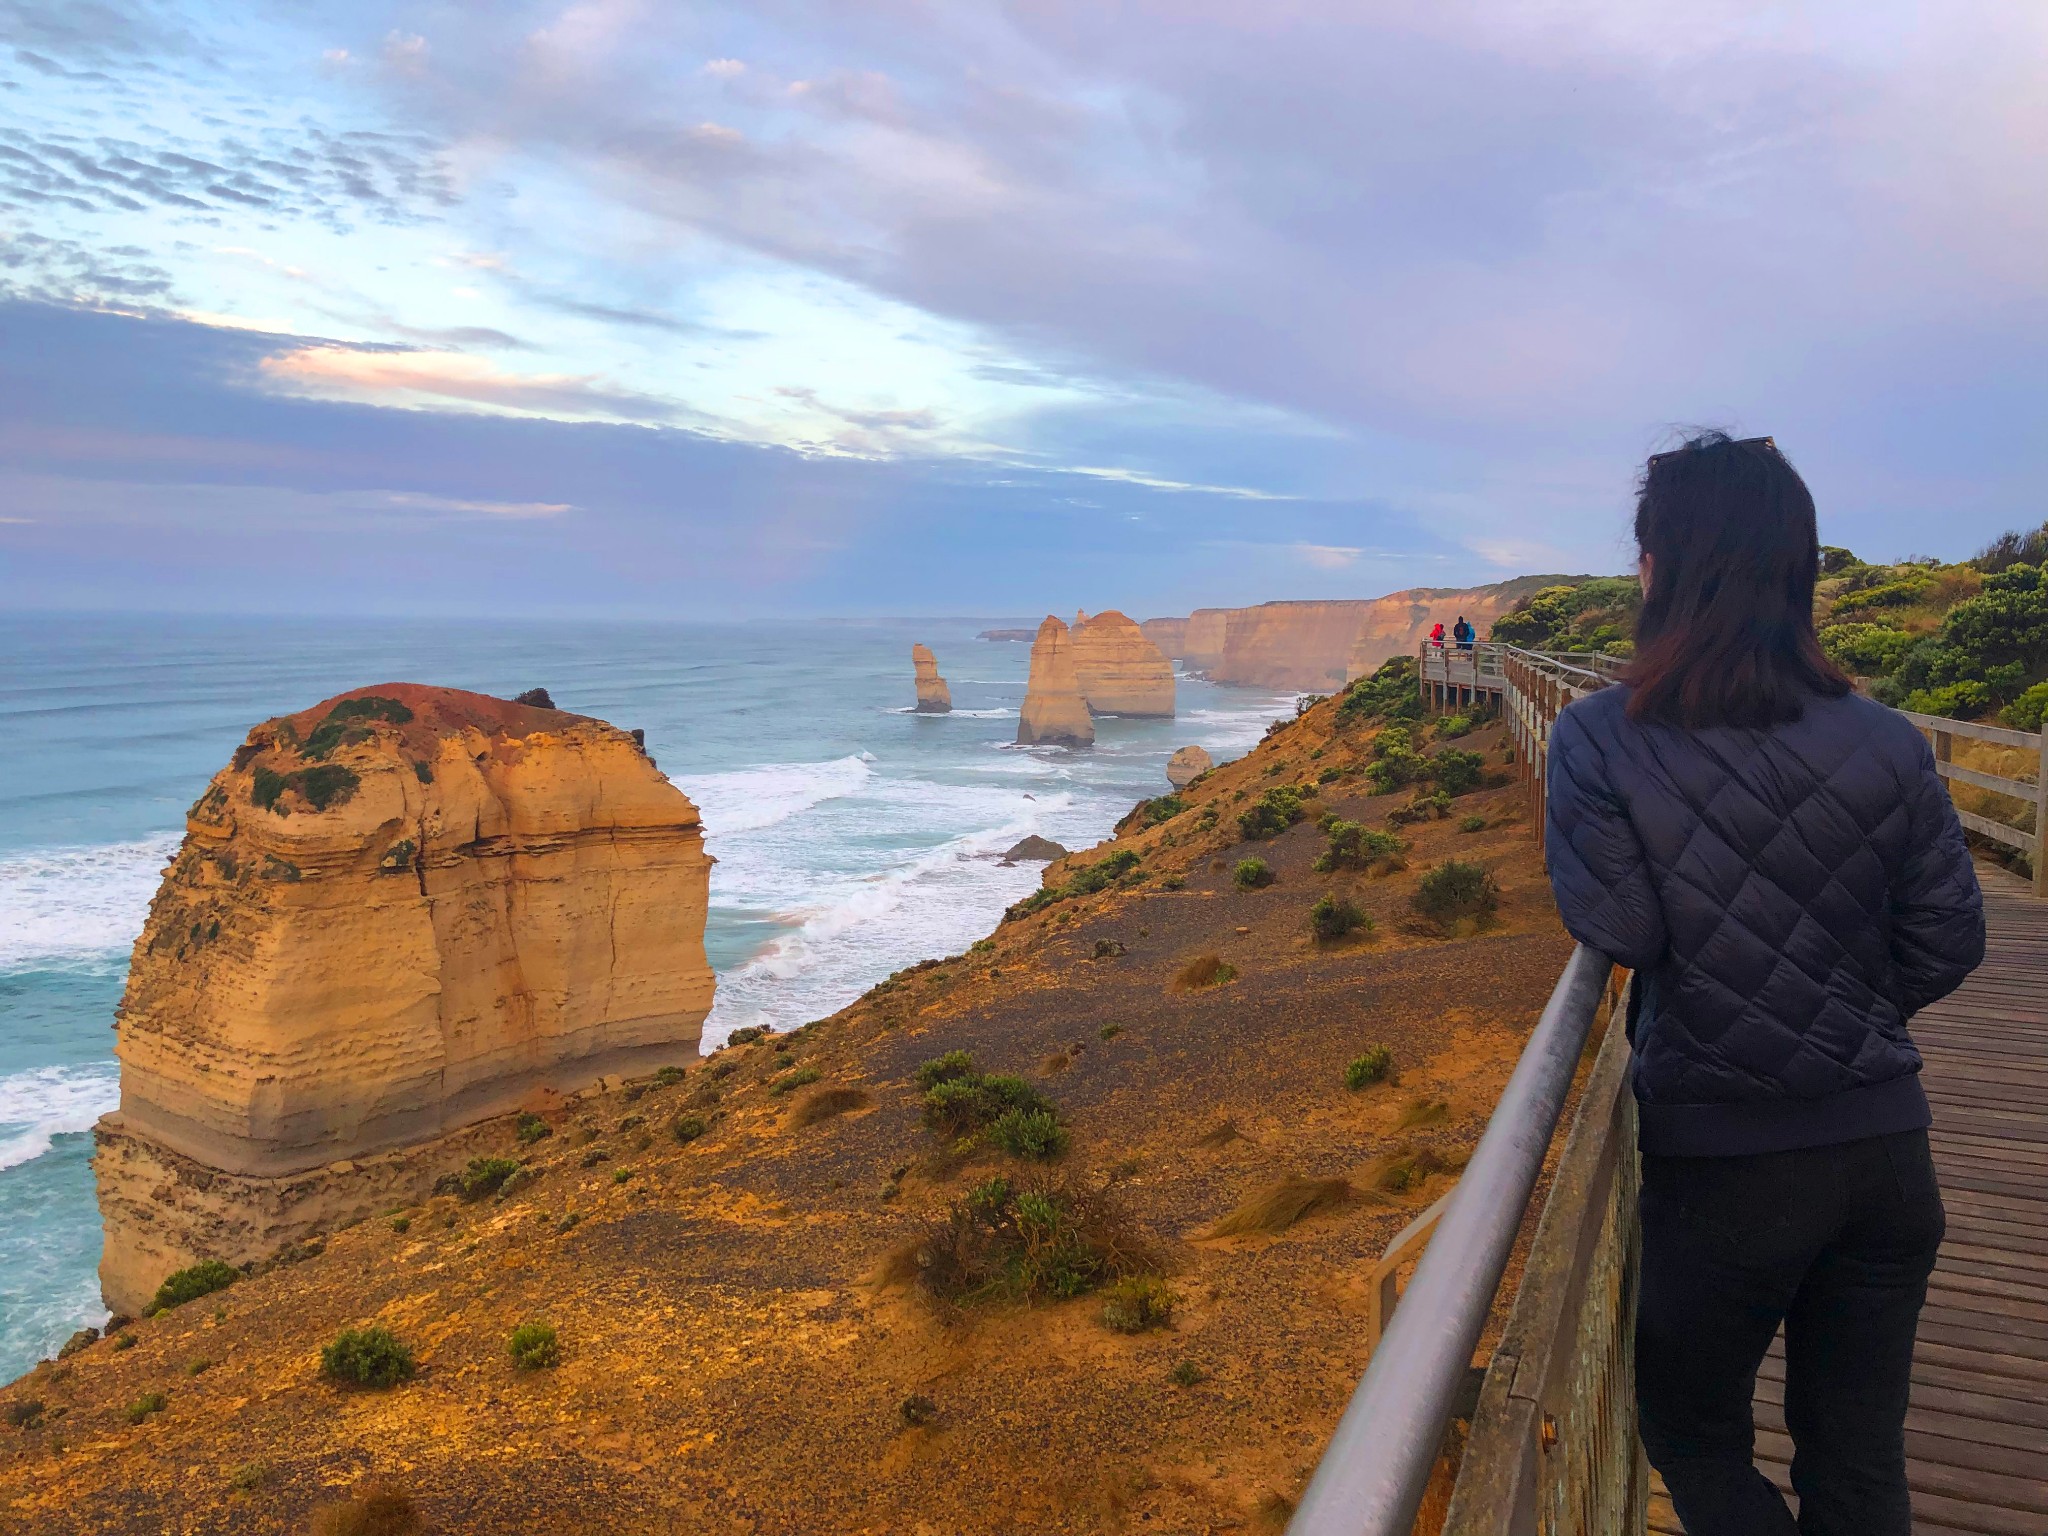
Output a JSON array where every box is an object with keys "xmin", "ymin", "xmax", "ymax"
[{"xmin": 2037, "ymin": 726, "xmax": 2047, "ymax": 898}]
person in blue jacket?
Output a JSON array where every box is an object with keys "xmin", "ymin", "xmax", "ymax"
[{"xmin": 1545, "ymin": 432, "xmax": 1983, "ymax": 1536}]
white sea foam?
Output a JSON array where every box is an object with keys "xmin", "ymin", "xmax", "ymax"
[
  {"xmin": 0, "ymin": 1063, "xmax": 120, "ymax": 1171},
  {"xmin": 0, "ymin": 834, "xmax": 180, "ymax": 973},
  {"xmin": 674, "ymin": 754, "xmax": 873, "ymax": 839}
]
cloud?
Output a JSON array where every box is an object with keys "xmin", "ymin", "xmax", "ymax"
[
  {"xmin": 257, "ymin": 343, "xmax": 694, "ymax": 423},
  {"xmin": 1295, "ymin": 543, "xmax": 1363, "ymax": 570},
  {"xmin": 374, "ymin": 491, "xmax": 573, "ymax": 519},
  {"xmin": 1054, "ymin": 465, "xmax": 1292, "ymax": 501}
]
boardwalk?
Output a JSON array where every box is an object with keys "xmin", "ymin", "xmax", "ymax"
[{"xmin": 1650, "ymin": 860, "xmax": 2048, "ymax": 1536}]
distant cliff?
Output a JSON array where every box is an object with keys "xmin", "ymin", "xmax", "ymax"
[
  {"xmin": 95, "ymin": 684, "xmax": 713, "ymax": 1315},
  {"xmin": 1144, "ymin": 577, "xmax": 1584, "ymax": 690}
]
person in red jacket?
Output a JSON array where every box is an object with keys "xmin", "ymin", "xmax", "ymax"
[{"xmin": 1427, "ymin": 621, "xmax": 1445, "ymax": 648}]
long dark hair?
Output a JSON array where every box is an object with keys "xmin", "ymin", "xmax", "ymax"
[{"xmin": 1625, "ymin": 431, "xmax": 1850, "ymax": 728}]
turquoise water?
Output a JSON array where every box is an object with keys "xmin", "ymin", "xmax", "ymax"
[{"xmin": 0, "ymin": 613, "xmax": 1290, "ymax": 1378}]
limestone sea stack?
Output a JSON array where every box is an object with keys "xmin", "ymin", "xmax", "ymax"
[
  {"xmin": 1015, "ymin": 616, "xmax": 1095, "ymax": 747},
  {"xmin": 1071, "ymin": 609, "xmax": 1175, "ymax": 717},
  {"xmin": 94, "ymin": 684, "xmax": 714, "ymax": 1315},
  {"xmin": 911, "ymin": 643, "xmax": 952, "ymax": 713},
  {"xmin": 1166, "ymin": 744, "xmax": 1213, "ymax": 789}
]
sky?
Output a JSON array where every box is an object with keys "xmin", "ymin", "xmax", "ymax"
[{"xmin": 1, "ymin": 0, "xmax": 2044, "ymax": 619}]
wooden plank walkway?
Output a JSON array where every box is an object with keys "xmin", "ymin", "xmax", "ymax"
[{"xmin": 1650, "ymin": 861, "xmax": 2048, "ymax": 1536}]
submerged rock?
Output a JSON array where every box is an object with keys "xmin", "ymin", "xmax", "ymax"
[{"xmin": 1003, "ymin": 835, "xmax": 1069, "ymax": 862}]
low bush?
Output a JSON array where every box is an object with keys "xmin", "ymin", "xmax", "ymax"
[
  {"xmin": 1237, "ymin": 785, "xmax": 1310, "ymax": 840},
  {"xmin": 228, "ymin": 1462, "xmax": 269, "ymax": 1492},
  {"xmin": 1335, "ymin": 656, "xmax": 1423, "ymax": 725},
  {"xmin": 321, "ymin": 1327, "xmax": 415, "ymax": 1389},
  {"xmin": 1313, "ymin": 819, "xmax": 1403, "ymax": 873},
  {"xmin": 303, "ymin": 695, "xmax": 414, "ymax": 759},
  {"xmin": 1169, "ymin": 1359, "xmax": 1206, "ymax": 1387},
  {"xmin": 1386, "ymin": 790, "xmax": 1451, "ymax": 826},
  {"xmin": 148, "ymin": 1259, "xmax": 237, "ymax": 1315},
  {"xmin": 8, "ymin": 1400, "xmax": 44, "ymax": 1430},
  {"xmin": 1373, "ymin": 1146, "xmax": 1452, "ymax": 1194},
  {"xmin": 1457, "ymin": 815, "xmax": 1487, "ymax": 833},
  {"xmin": 1413, "ymin": 860, "xmax": 1500, "ymax": 926},
  {"xmin": 1005, "ymin": 849, "xmax": 1142, "ymax": 920},
  {"xmin": 458, "ymin": 1157, "xmax": 521, "ymax": 1200},
  {"xmin": 515, "ymin": 1113, "xmax": 552, "ymax": 1144},
  {"xmin": 1100, "ymin": 1275, "xmax": 1176, "ymax": 1334},
  {"xmin": 769, "ymin": 1065, "xmax": 823, "ymax": 1096},
  {"xmin": 910, "ymin": 1174, "xmax": 1152, "ymax": 1305},
  {"xmin": 126, "ymin": 1392, "xmax": 168, "ymax": 1425},
  {"xmin": 1309, "ymin": 895, "xmax": 1369, "ymax": 942},
  {"xmin": 1345, "ymin": 1048, "xmax": 1393, "ymax": 1090},
  {"xmin": 988, "ymin": 1107, "xmax": 1069, "ymax": 1160},
  {"xmin": 726, "ymin": 1026, "xmax": 768, "ymax": 1047},
  {"xmin": 899, "ymin": 1393, "xmax": 939, "ymax": 1427},
  {"xmin": 654, "ymin": 1064, "xmax": 687, "ymax": 1087},
  {"xmin": 1232, "ymin": 856, "xmax": 1273, "ymax": 889},
  {"xmin": 1142, "ymin": 795, "xmax": 1187, "ymax": 825},
  {"xmin": 1175, "ymin": 955, "xmax": 1237, "ymax": 989},
  {"xmin": 1430, "ymin": 748, "xmax": 1487, "ymax": 795},
  {"xmin": 1098, "ymin": 1022, "xmax": 1124, "ymax": 1041},
  {"xmin": 507, "ymin": 1321, "xmax": 560, "ymax": 1371},
  {"xmin": 915, "ymin": 1050, "xmax": 976, "ymax": 1090},
  {"xmin": 611, "ymin": 1167, "xmax": 633, "ymax": 1184}
]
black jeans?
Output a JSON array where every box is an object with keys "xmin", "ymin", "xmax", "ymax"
[{"xmin": 1636, "ymin": 1130, "xmax": 1945, "ymax": 1536}]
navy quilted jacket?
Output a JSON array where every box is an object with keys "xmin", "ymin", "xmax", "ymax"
[{"xmin": 1546, "ymin": 684, "xmax": 1985, "ymax": 1156}]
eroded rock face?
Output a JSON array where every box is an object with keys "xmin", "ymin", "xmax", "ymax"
[
  {"xmin": 95, "ymin": 684, "xmax": 713, "ymax": 1314},
  {"xmin": 1166, "ymin": 745, "xmax": 1213, "ymax": 789},
  {"xmin": 1016, "ymin": 616, "xmax": 1094, "ymax": 747},
  {"xmin": 1071, "ymin": 610, "xmax": 1175, "ymax": 717},
  {"xmin": 911, "ymin": 644, "xmax": 952, "ymax": 713}
]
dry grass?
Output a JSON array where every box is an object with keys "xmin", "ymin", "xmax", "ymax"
[
  {"xmin": 1192, "ymin": 1119, "xmax": 1244, "ymax": 1149},
  {"xmin": 1039, "ymin": 1051, "xmax": 1072, "ymax": 1077},
  {"xmin": 310, "ymin": 1483, "xmax": 422, "ymax": 1536},
  {"xmin": 1206, "ymin": 1174, "xmax": 1353, "ymax": 1237},
  {"xmin": 1175, "ymin": 955, "xmax": 1238, "ymax": 989},
  {"xmin": 787, "ymin": 1086, "xmax": 870, "ymax": 1128},
  {"xmin": 1394, "ymin": 1097, "xmax": 1449, "ymax": 1130},
  {"xmin": 1370, "ymin": 1146, "xmax": 1453, "ymax": 1194}
]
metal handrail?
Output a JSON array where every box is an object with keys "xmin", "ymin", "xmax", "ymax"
[{"xmin": 1287, "ymin": 945, "xmax": 1616, "ymax": 1536}]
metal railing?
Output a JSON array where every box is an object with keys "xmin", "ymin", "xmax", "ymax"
[
  {"xmin": 1293, "ymin": 644, "xmax": 1641, "ymax": 1536},
  {"xmin": 1287, "ymin": 949, "xmax": 1622, "ymax": 1536},
  {"xmin": 1900, "ymin": 708, "xmax": 2047, "ymax": 897}
]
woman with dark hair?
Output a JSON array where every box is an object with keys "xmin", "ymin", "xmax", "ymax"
[{"xmin": 1546, "ymin": 432, "xmax": 1984, "ymax": 1536}]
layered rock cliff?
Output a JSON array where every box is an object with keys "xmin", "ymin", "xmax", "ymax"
[
  {"xmin": 95, "ymin": 684, "xmax": 713, "ymax": 1315},
  {"xmin": 911, "ymin": 644, "xmax": 952, "ymax": 713},
  {"xmin": 1143, "ymin": 578, "xmax": 1583, "ymax": 690},
  {"xmin": 1015, "ymin": 616, "xmax": 1094, "ymax": 747},
  {"xmin": 1070, "ymin": 609, "xmax": 1175, "ymax": 717},
  {"xmin": 1138, "ymin": 616, "xmax": 1186, "ymax": 659}
]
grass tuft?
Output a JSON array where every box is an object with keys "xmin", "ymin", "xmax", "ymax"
[
  {"xmin": 1206, "ymin": 1173, "xmax": 1352, "ymax": 1237},
  {"xmin": 1175, "ymin": 955, "xmax": 1238, "ymax": 989}
]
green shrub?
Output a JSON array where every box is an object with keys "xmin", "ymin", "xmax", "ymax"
[
  {"xmin": 1309, "ymin": 895, "xmax": 1369, "ymax": 942},
  {"xmin": 921, "ymin": 1064, "xmax": 1059, "ymax": 1145},
  {"xmin": 770, "ymin": 1065, "xmax": 823, "ymax": 1096},
  {"xmin": 899, "ymin": 1393, "xmax": 939, "ymax": 1427},
  {"xmin": 412, "ymin": 759, "xmax": 434, "ymax": 784},
  {"xmin": 126, "ymin": 1392, "xmax": 168, "ymax": 1425},
  {"xmin": 1413, "ymin": 860, "xmax": 1500, "ymax": 926},
  {"xmin": 1169, "ymin": 1360, "xmax": 1206, "ymax": 1387},
  {"xmin": 1313, "ymin": 819, "xmax": 1403, "ymax": 872},
  {"xmin": 611, "ymin": 1167, "xmax": 633, "ymax": 1184},
  {"xmin": 293, "ymin": 764, "xmax": 360, "ymax": 811},
  {"xmin": 1457, "ymin": 815, "xmax": 1487, "ymax": 833},
  {"xmin": 914, "ymin": 1050, "xmax": 976, "ymax": 1090},
  {"xmin": 149, "ymin": 1259, "xmax": 237, "ymax": 1315},
  {"xmin": 1429, "ymin": 748, "xmax": 1486, "ymax": 796},
  {"xmin": 1489, "ymin": 577, "xmax": 1642, "ymax": 652},
  {"xmin": 1237, "ymin": 785, "xmax": 1310, "ymax": 840},
  {"xmin": 458, "ymin": 1157, "xmax": 521, "ymax": 1199},
  {"xmin": 8, "ymin": 1400, "xmax": 44, "ymax": 1430},
  {"xmin": 389, "ymin": 1216, "xmax": 411, "ymax": 1234},
  {"xmin": 1900, "ymin": 681, "xmax": 1994, "ymax": 719},
  {"xmin": 654, "ymin": 1064, "xmax": 687, "ymax": 1087},
  {"xmin": 1436, "ymin": 713, "xmax": 1475, "ymax": 739},
  {"xmin": 302, "ymin": 695, "xmax": 415, "ymax": 759},
  {"xmin": 515, "ymin": 1114, "xmax": 552, "ymax": 1145},
  {"xmin": 1818, "ymin": 621, "xmax": 1916, "ymax": 675},
  {"xmin": 1233, "ymin": 856, "xmax": 1274, "ymax": 890},
  {"xmin": 250, "ymin": 766, "xmax": 287, "ymax": 811},
  {"xmin": 988, "ymin": 1108, "xmax": 1069, "ymax": 1161},
  {"xmin": 228, "ymin": 1462, "xmax": 269, "ymax": 1491},
  {"xmin": 1004, "ymin": 849, "xmax": 1143, "ymax": 921},
  {"xmin": 1142, "ymin": 795, "xmax": 1187, "ymax": 825},
  {"xmin": 2003, "ymin": 682, "xmax": 2048, "ymax": 732},
  {"xmin": 1346, "ymin": 1048, "xmax": 1393, "ymax": 1090},
  {"xmin": 508, "ymin": 1321, "xmax": 560, "ymax": 1371},
  {"xmin": 1387, "ymin": 789, "xmax": 1452, "ymax": 827},
  {"xmin": 725, "ymin": 1026, "xmax": 768, "ymax": 1046},
  {"xmin": 1363, "ymin": 726, "xmax": 1428, "ymax": 794},
  {"xmin": 1100, "ymin": 1275, "xmax": 1176, "ymax": 1334},
  {"xmin": 911, "ymin": 1174, "xmax": 1149, "ymax": 1305},
  {"xmin": 321, "ymin": 1327, "xmax": 414, "ymax": 1389},
  {"xmin": 1335, "ymin": 656, "xmax": 1423, "ymax": 725},
  {"xmin": 1098, "ymin": 1022, "xmax": 1124, "ymax": 1041},
  {"xmin": 1160, "ymin": 873, "xmax": 1186, "ymax": 890}
]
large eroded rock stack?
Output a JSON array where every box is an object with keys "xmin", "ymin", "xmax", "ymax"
[
  {"xmin": 1070, "ymin": 610, "xmax": 1175, "ymax": 717},
  {"xmin": 911, "ymin": 643, "xmax": 952, "ymax": 713},
  {"xmin": 1016, "ymin": 616, "xmax": 1095, "ymax": 747},
  {"xmin": 94, "ymin": 684, "xmax": 714, "ymax": 1314}
]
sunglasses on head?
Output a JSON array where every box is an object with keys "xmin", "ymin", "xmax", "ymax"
[{"xmin": 1648, "ymin": 435, "xmax": 1775, "ymax": 468}]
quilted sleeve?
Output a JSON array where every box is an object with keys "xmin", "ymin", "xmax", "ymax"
[
  {"xmin": 1545, "ymin": 702, "xmax": 1667, "ymax": 969},
  {"xmin": 1888, "ymin": 731, "xmax": 1986, "ymax": 1016}
]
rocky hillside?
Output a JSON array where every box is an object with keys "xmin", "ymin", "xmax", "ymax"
[{"xmin": 4, "ymin": 685, "xmax": 1584, "ymax": 1536}]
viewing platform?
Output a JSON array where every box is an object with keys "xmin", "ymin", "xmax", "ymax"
[{"xmin": 1291, "ymin": 645, "xmax": 2048, "ymax": 1536}]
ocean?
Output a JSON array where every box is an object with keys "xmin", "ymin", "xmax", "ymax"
[{"xmin": 0, "ymin": 612, "xmax": 1291, "ymax": 1380}]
